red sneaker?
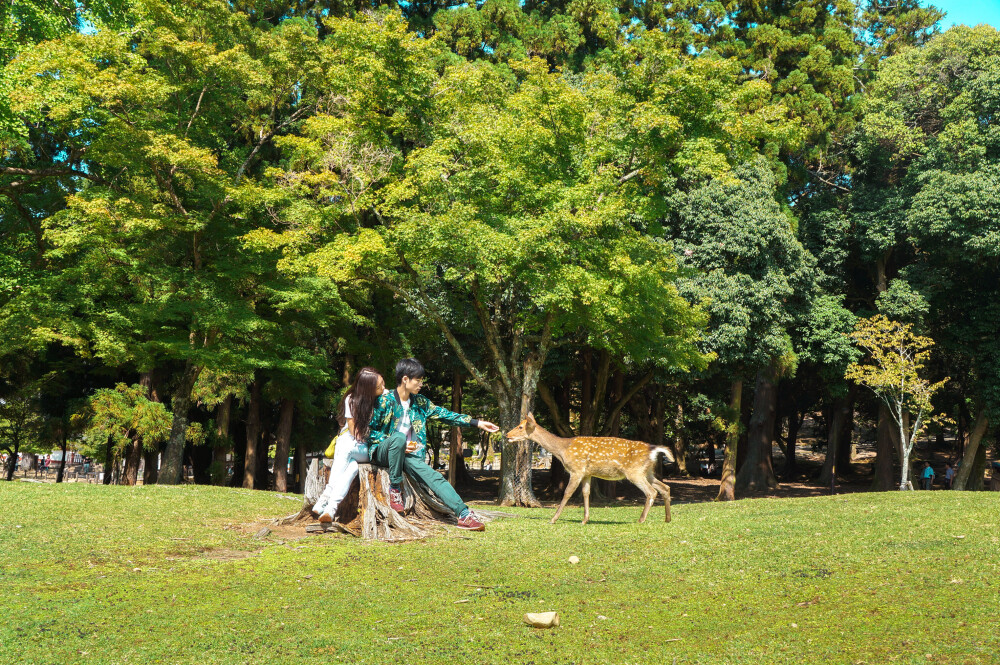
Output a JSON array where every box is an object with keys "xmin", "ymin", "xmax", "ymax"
[
  {"xmin": 388, "ymin": 487, "xmax": 405, "ymax": 514},
  {"xmin": 456, "ymin": 511, "xmax": 485, "ymax": 531}
]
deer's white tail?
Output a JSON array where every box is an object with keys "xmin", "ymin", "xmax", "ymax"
[{"xmin": 649, "ymin": 446, "xmax": 675, "ymax": 463}]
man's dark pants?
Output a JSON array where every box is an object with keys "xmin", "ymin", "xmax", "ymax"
[{"xmin": 369, "ymin": 431, "xmax": 468, "ymax": 516}]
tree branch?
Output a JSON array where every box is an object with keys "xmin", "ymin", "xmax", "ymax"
[
  {"xmin": 184, "ymin": 84, "xmax": 209, "ymax": 138},
  {"xmin": 0, "ymin": 166, "xmax": 110, "ymax": 189},
  {"xmin": 370, "ymin": 268, "xmax": 492, "ymax": 393},
  {"xmin": 235, "ymin": 105, "xmax": 312, "ymax": 183},
  {"xmin": 600, "ymin": 370, "xmax": 654, "ymax": 436},
  {"xmin": 469, "ymin": 277, "xmax": 513, "ymax": 393},
  {"xmin": 536, "ymin": 382, "xmax": 574, "ymax": 437}
]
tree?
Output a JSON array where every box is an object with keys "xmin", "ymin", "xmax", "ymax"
[
  {"xmin": 671, "ymin": 159, "xmax": 814, "ymax": 497},
  {"xmin": 846, "ymin": 315, "xmax": 946, "ymax": 490},
  {"xmin": 2, "ymin": 0, "xmax": 349, "ymax": 486},
  {"xmin": 274, "ymin": 28, "xmax": 720, "ymax": 505},
  {"xmin": 851, "ymin": 25, "xmax": 1000, "ymax": 487},
  {"xmin": 0, "ymin": 382, "xmax": 44, "ymax": 481},
  {"xmin": 78, "ymin": 383, "xmax": 172, "ymax": 486}
]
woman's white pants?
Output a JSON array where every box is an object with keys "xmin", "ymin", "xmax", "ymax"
[{"xmin": 314, "ymin": 430, "xmax": 369, "ymax": 518}]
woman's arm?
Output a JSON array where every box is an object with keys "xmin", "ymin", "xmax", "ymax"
[{"xmin": 347, "ymin": 418, "xmax": 357, "ymax": 439}]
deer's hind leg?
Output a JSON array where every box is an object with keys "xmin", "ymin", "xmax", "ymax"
[
  {"xmin": 581, "ymin": 476, "xmax": 592, "ymax": 525},
  {"xmin": 628, "ymin": 471, "xmax": 658, "ymax": 523},
  {"xmin": 650, "ymin": 475, "xmax": 671, "ymax": 523},
  {"xmin": 551, "ymin": 472, "xmax": 584, "ymax": 524}
]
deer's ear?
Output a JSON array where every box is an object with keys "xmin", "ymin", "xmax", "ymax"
[
  {"xmin": 527, "ymin": 412, "xmax": 537, "ymax": 424},
  {"xmin": 524, "ymin": 414, "xmax": 535, "ymax": 434}
]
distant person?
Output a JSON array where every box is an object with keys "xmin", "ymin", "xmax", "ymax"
[
  {"xmin": 313, "ymin": 367, "xmax": 385, "ymax": 524},
  {"xmin": 921, "ymin": 462, "xmax": 935, "ymax": 490},
  {"xmin": 944, "ymin": 463, "xmax": 955, "ymax": 490}
]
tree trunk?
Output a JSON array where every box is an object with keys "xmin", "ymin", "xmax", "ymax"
[
  {"xmin": 293, "ymin": 461, "xmax": 507, "ymax": 541},
  {"xmin": 56, "ymin": 430, "xmax": 68, "ymax": 483},
  {"xmin": 784, "ymin": 403, "xmax": 800, "ymax": 479},
  {"xmin": 4, "ymin": 443, "xmax": 19, "ymax": 481},
  {"xmin": 243, "ymin": 376, "xmax": 262, "ymax": 490},
  {"xmin": 213, "ymin": 394, "xmax": 234, "ymax": 474},
  {"xmin": 871, "ymin": 403, "xmax": 897, "ymax": 491},
  {"xmin": 498, "ymin": 398, "xmax": 540, "ymax": 507},
  {"xmin": 871, "ymin": 253, "xmax": 899, "ymax": 488},
  {"xmin": 967, "ymin": 441, "xmax": 987, "ymax": 491},
  {"xmin": 143, "ymin": 448, "xmax": 159, "ymax": 485},
  {"xmin": 102, "ymin": 436, "xmax": 113, "ymax": 485},
  {"xmin": 137, "ymin": 372, "xmax": 160, "ymax": 485},
  {"xmin": 736, "ymin": 365, "xmax": 779, "ymax": 492},
  {"xmin": 580, "ymin": 350, "xmax": 594, "ymax": 436},
  {"xmin": 953, "ymin": 411, "xmax": 988, "ymax": 490},
  {"xmin": 448, "ymin": 370, "xmax": 463, "ymax": 488},
  {"xmin": 716, "ymin": 379, "xmax": 742, "ymax": 501},
  {"xmin": 159, "ymin": 361, "xmax": 202, "ymax": 485},
  {"xmin": 898, "ymin": 409, "xmax": 913, "ymax": 490},
  {"xmin": 273, "ymin": 398, "xmax": 295, "ymax": 492},
  {"xmin": 836, "ymin": 390, "xmax": 855, "ymax": 473},
  {"xmin": 673, "ymin": 404, "xmax": 688, "ymax": 476},
  {"xmin": 498, "ymin": 353, "xmax": 544, "ymax": 507},
  {"xmin": 122, "ymin": 438, "xmax": 142, "ymax": 486},
  {"xmin": 819, "ymin": 394, "xmax": 850, "ymax": 485}
]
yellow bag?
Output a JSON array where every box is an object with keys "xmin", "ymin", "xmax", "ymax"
[{"xmin": 324, "ymin": 437, "xmax": 338, "ymax": 458}]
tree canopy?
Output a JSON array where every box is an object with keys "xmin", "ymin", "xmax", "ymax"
[{"xmin": 2, "ymin": 0, "xmax": 997, "ymax": 500}]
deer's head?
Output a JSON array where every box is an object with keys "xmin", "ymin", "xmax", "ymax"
[{"xmin": 505, "ymin": 413, "xmax": 537, "ymax": 443}]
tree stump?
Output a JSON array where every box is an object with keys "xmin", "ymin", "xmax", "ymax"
[{"xmin": 280, "ymin": 459, "xmax": 509, "ymax": 542}]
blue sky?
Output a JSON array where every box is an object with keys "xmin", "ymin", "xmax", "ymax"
[{"xmin": 931, "ymin": 0, "xmax": 1000, "ymax": 29}]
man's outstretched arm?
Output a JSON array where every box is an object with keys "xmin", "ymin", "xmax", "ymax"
[{"xmin": 426, "ymin": 401, "xmax": 499, "ymax": 433}]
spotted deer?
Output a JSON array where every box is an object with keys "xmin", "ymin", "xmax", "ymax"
[{"xmin": 505, "ymin": 413, "xmax": 673, "ymax": 524}]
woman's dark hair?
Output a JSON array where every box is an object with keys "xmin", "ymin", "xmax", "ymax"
[
  {"xmin": 394, "ymin": 357, "xmax": 425, "ymax": 385},
  {"xmin": 344, "ymin": 367, "xmax": 382, "ymax": 443}
]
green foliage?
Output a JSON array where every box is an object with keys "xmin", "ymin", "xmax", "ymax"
[
  {"xmin": 852, "ymin": 25, "xmax": 1000, "ymax": 419},
  {"xmin": 78, "ymin": 383, "xmax": 172, "ymax": 458},
  {"xmin": 797, "ymin": 294, "xmax": 861, "ymax": 392},
  {"xmin": 3, "ymin": 0, "xmax": 997, "ymax": 499},
  {"xmin": 672, "ymin": 159, "xmax": 814, "ymax": 376}
]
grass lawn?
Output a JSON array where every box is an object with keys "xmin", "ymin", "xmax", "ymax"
[{"xmin": 1, "ymin": 482, "xmax": 998, "ymax": 665}]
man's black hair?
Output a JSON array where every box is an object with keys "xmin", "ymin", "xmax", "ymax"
[{"xmin": 395, "ymin": 358, "xmax": 426, "ymax": 385}]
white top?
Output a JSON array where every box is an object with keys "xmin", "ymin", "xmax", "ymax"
[
  {"xmin": 344, "ymin": 397, "xmax": 353, "ymax": 420},
  {"xmin": 398, "ymin": 398, "xmax": 413, "ymax": 440}
]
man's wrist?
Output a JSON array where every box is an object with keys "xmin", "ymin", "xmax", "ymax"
[{"xmin": 470, "ymin": 418, "xmax": 480, "ymax": 428}]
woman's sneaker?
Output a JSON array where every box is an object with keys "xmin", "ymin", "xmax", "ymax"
[{"xmin": 456, "ymin": 511, "xmax": 485, "ymax": 531}]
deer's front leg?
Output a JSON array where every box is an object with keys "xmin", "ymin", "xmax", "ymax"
[
  {"xmin": 581, "ymin": 477, "xmax": 592, "ymax": 525},
  {"xmin": 551, "ymin": 473, "xmax": 584, "ymax": 524}
]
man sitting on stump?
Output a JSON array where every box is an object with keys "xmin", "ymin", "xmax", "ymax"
[{"xmin": 367, "ymin": 358, "xmax": 500, "ymax": 531}]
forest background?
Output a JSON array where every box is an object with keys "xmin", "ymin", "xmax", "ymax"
[{"xmin": 2, "ymin": 0, "xmax": 999, "ymax": 506}]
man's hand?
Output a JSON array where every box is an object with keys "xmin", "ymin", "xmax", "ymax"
[{"xmin": 477, "ymin": 420, "xmax": 500, "ymax": 433}]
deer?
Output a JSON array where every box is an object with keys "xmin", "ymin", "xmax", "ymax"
[{"xmin": 505, "ymin": 413, "xmax": 673, "ymax": 525}]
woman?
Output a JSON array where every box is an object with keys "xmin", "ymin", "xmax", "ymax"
[{"xmin": 313, "ymin": 367, "xmax": 385, "ymax": 523}]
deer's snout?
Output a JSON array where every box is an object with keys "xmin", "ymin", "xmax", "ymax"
[{"xmin": 504, "ymin": 426, "xmax": 527, "ymax": 441}]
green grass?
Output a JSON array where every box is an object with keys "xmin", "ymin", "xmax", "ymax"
[{"xmin": 1, "ymin": 483, "xmax": 998, "ymax": 665}]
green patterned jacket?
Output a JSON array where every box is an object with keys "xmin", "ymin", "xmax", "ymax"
[{"xmin": 367, "ymin": 388, "xmax": 479, "ymax": 458}]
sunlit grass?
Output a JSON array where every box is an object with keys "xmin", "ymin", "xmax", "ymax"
[{"xmin": 1, "ymin": 482, "xmax": 998, "ymax": 664}]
